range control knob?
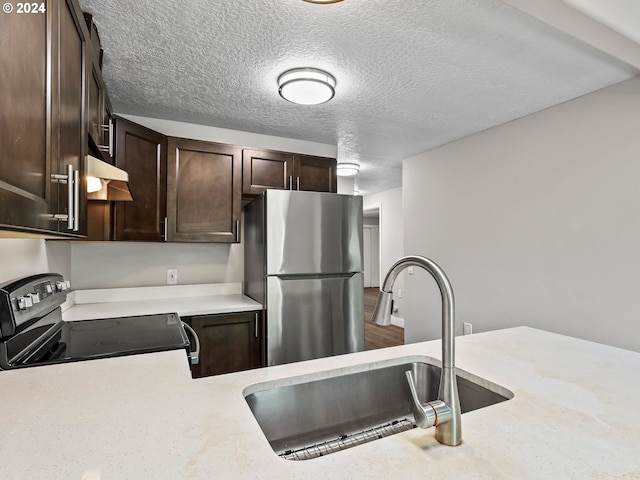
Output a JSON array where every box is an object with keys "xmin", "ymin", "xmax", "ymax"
[
  {"xmin": 17, "ymin": 296, "xmax": 33, "ymax": 310},
  {"xmin": 28, "ymin": 292, "xmax": 41, "ymax": 304},
  {"xmin": 55, "ymin": 281, "xmax": 68, "ymax": 292}
]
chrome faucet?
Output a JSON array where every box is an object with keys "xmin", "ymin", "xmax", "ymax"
[{"xmin": 371, "ymin": 255, "xmax": 462, "ymax": 446}]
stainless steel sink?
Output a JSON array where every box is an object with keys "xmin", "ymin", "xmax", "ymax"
[{"xmin": 243, "ymin": 355, "xmax": 513, "ymax": 460}]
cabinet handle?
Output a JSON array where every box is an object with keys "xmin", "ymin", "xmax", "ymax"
[
  {"xmin": 235, "ymin": 220, "xmax": 239, "ymax": 242},
  {"xmin": 50, "ymin": 175, "xmax": 68, "ymax": 223},
  {"xmin": 98, "ymin": 120, "xmax": 113, "ymax": 156},
  {"xmin": 296, "ymin": 176, "xmax": 300, "ymax": 191},
  {"xmin": 66, "ymin": 164, "xmax": 74, "ymax": 230},
  {"xmin": 288, "ymin": 176, "xmax": 293, "ymax": 190},
  {"xmin": 105, "ymin": 119, "xmax": 113, "ymax": 157},
  {"xmin": 255, "ymin": 312, "xmax": 259, "ymax": 338},
  {"xmin": 50, "ymin": 165, "xmax": 79, "ymax": 230},
  {"xmin": 162, "ymin": 216, "xmax": 168, "ymax": 241},
  {"xmin": 73, "ymin": 169, "xmax": 79, "ymax": 231}
]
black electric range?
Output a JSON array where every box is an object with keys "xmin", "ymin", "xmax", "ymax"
[{"xmin": 0, "ymin": 273, "xmax": 195, "ymax": 370}]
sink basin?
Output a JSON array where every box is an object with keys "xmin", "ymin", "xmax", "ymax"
[{"xmin": 243, "ymin": 355, "xmax": 513, "ymax": 460}]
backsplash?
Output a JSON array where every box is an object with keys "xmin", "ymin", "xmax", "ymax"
[
  {"xmin": 68, "ymin": 241, "xmax": 243, "ymax": 289},
  {"xmin": 0, "ymin": 239, "xmax": 52, "ymax": 283},
  {"xmin": 0, "ymin": 238, "xmax": 242, "ymax": 289}
]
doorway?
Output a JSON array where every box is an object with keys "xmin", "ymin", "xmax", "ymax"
[{"xmin": 362, "ymin": 208, "xmax": 380, "ymax": 288}]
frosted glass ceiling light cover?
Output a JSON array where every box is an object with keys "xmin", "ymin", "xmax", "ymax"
[
  {"xmin": 336, "ymin": 162, "xmax": 360, "ymax": 177},
  {"xmin": 303, "ymin": 0, "xmax": 344, "ymax": 3},
  {"xmin": 278, "ymin": 68, "xmax": 336, "ymax": 105}
]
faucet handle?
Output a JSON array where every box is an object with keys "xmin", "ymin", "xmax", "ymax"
[{"xmin": 405, "ymin": 371, "xmax": 453, "ymax": 429}]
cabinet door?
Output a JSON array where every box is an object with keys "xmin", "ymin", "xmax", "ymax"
[
  {"xmin": 55, "ymin": 0, "xmax": 89, "ymax": 237},
  {"xmin": 167, "ymin": 138, "xmax": 241, "ymax": 242},
  {"xmin": 242, "ymin": 148, "xmax": 294, "ymax": 197},
  {"xmin": 295, "ymin": 154, "xmax": 337, "ymax": 193},
  {"xmin": 113, "ymin": 117, "xmax": 167, "ymax": 241},
  {"xmin": 86, "ymin": 21, "xmax": 112, "ymax": 164},
  {"xmin": 0, "ymin": 0, "xmax": 88, "ymax": 237},
  {"xmin": 189, "ymin": 312, "xmax": 262, "ymax": 378},
  {"xmin": 87, "ymin": 65, "xmax": 112, "ymax": 161},
  {"xmin": 0, "ymin": 2, "xmax": 54, "ymax": 234}
]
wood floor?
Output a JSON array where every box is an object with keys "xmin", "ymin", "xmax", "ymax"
[{"xmin": 364, "ymin": 287, "xmax": 404, "ymax": 350}]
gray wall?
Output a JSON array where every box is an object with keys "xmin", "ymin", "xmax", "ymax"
[{"xmin": 403, "ymin": 77, "xmax": 640, "ymax": 352}]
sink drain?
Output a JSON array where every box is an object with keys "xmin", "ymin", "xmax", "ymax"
[{"xmin": 279, "ymin": 418, "xmax": 416, "ymax": 461}]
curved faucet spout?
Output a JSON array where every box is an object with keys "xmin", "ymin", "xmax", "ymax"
[{"xmin": 372, "ymin": 255, "xmax": 462, "ymax": 446}]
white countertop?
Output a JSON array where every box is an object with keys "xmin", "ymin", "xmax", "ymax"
[
  {"xmin": 61, "ymin": 282, "xmax": 262, "ymax": 320},
  {"xmin": 1, "ymin": 327, "xmax": 638, "ymax": 479}
]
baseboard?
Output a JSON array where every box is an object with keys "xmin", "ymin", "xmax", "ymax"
[{"xmin": 390, "ymin": 315, "xmax": 404, "ymax": 329}]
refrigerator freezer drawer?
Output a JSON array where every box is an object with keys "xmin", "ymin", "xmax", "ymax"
[{"xmin": 266, "ymin": 273, "xmax": 364, "ymax": 366}]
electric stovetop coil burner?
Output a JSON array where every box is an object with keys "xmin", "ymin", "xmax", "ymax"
[{"xmin": 0, "ymin": 273, "xmax": 194, "ymax": 370}]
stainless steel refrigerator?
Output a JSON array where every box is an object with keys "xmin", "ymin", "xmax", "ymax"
[{"xmin": 244, "ymin": 190, "xmax": 364, "ymax": 366}]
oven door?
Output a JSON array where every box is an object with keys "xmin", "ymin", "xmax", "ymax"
[{"xmin": 0, "ymin": 308, "xmax": 65, "ymax": 369}]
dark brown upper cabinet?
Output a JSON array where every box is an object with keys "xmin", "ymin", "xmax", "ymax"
[
  {"xmin": 167, "ymin": 138, "xmax": 242, "ymax": 243},
  {"xmin": 112, "ymin": 117, "xmax": 168, "ymax": 242},
  {"xmin": 87, "ymin": 63, "xmax": 113, "ymax": 162},
  {"xmin": 84, "ymin": 14, "xmax": 113, "ymax": 164},
  {"xmin": 0, "ymin": 0, "xmax": 88, "ymax": 237},
  {"xmin": 295, "ymin": 153, "xmax": 337, "ymax": 193},
  {"xmin": 242, "ymin": 149, "xmax": 336, "ymax": 198}
]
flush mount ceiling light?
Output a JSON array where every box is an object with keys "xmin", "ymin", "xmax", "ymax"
[
  {"xmin": 278, "ymin": 68, "xmax": 336, "ymax": 105},
  {"xmin": 336, "ymin": 162, "xmax": 360, "ymax": 177},
  {"xmin": 302, "ymin": 0, "xmax": 344, "ymax": 3}
]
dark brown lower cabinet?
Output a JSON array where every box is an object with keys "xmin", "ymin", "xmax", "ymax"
[{"xmin": 187, "ymin": 311, "xmax": 263, "ymax": 378}]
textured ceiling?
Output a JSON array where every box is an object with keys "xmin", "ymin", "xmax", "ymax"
[{"xmin": 78, "ymin": 0, "xmax": 637, "ymax": 195}]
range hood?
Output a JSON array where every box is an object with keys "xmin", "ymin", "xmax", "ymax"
[{"xmin": 86, "ymin": 155, "xmax": 133, "ymax": 201}]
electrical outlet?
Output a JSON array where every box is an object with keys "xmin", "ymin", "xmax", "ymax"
[
  {"xmin": 166, "ymin": 268, "xmax": 178, "ymax": 285},
  {"xmin": 463, "ymin": 322, "xmax": 473, "ymax": 335},
  {"xmin": 397, "ymin": 288, "xmax": 403, "ymax": 299},
  {"xmin": 407, "ymin": 266, "xmax": 414, "ymax": 275}
]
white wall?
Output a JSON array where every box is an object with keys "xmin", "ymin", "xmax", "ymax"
[
  {"xmin": 0, "ymin": 239, "xmax": 51, "ymax": 283},
  {"xmin": 69, "ymin": 241, "xmax": 242, "ymax": 289},
  {"xmin": 403, "ymin": 77, "xmax": 640, "ymax": 352},
  {"xmin": 363, "ymin": 188, "xmax": 404, "ymax": 323},
  {"xmin": 362, "ymin": 226, "xmax": 380, "ymax": 287}
]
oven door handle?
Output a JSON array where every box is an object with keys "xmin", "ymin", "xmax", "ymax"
[{"xmin": 182, "ymin": 322, "xmax": 200, "ymax": 365}]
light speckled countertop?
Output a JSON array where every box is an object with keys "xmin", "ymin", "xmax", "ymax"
[{"xmin": 1, "ymin": 327, "xmax": 638, "ymax": 479}]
